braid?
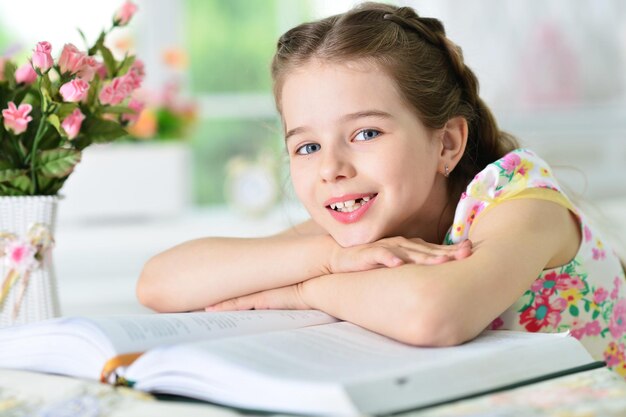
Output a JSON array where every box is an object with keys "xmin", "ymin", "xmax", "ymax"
[
  {"xmin": 383, "ymin": 9, "xmax": 476, "ymax": 106},
  {"xmin": 381, "ymin": 6, "xmax": 518, "ymax": 199}
]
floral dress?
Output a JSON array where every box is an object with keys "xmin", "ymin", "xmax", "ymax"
[{"xmin": 445, "ymin": 148, "xmax": 626, "ymax": 377}]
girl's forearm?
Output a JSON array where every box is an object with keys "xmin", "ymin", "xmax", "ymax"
[
  {"xmin": 137, "ymin": 234, "xmax": 335, "ymax": 312},
  {"xmin": 300, "ymin": 262, "xmax": 481, "ymax": 347}
]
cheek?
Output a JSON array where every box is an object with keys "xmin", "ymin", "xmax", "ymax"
[{"xmin": 289, "ymin": 164, "xmax": 314, "ymax": 204}]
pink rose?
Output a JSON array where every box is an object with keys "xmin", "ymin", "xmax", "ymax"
[
  {"xmin": 122, "ymin": 98, "xmax": 144, "ymax": 124},
  {"xmin": 126, "ymin": 59, "xmax": 145, "ymax": 89},
  {"xmin": 61, "ymin": 108, "xmax": 86, "ymax": 140},
  {"xmin": 58, "ymin": 43, "xmax": 86, "ymax": 75},
  {"xmin": 15, "ymin": 63, "xmax": 37, "ymax": 84},
  {"xmin": 32, "ymin": 41, "xmax": 53, "ymax": 72},
  {"xmin": 76, "ymin": 56, "xmax": 98, "ymax": 82},
  {"xmin": 60, "ymin": 78, "xmax": 90, "ymax": 102},
  {"xmin": 114, "ymin": 1, "xmax": 138, "ymax": 26},
  {"xmin": 2, "ymin": 102, "xmax": 33, "ymax": 135},
  {"xmin": 99, "ymin": 75, "xmax": 134, "ymax": 105}
]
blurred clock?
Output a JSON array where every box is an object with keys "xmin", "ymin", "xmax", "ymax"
[{"xmin": 225, "ymin": 155, "xmax": 279, "ymax": 217}]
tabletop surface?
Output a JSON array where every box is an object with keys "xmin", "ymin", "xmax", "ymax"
[{"xmin": 2, "ymin": 366, "xmax": 626, "ymax": 417}]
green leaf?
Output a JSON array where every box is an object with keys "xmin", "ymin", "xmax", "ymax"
[
  {"xmin": 40, "ymin": 77, "xmax": 53, "ymax": 109},
  {"xmin": 117, "ymin": 54, "xmax": 136, "ymax": 76},
  {"xmin": 47, "ymin": 114, "xmax": 63, "ymax": 135},
  {"xmin": 103, "ymin": 105, "xmax": 133, "ymax": 115},
  {"xmin": 592, "ymin": 310, "xmax": 600, "ymax": 320},
  {"xmin": 82, "ymin": 118, "xmax": 128, "ymax": 143},
  {"xmin": 98, "ymin": 44, "xmax": 117, "ymax": 77},
  {"xmin": 88, "ymin": 31, "xmax": 106, "ymax": 56},
  {"xmin": 37, "ymin": 149, "xmax": 82, "ymax": 178},
  {"xmin": 0, "ymin": 140, "xmax": 20, "ymax": 166},
  {"xmin": 0, "ymin": 168, "xmax": 26, "ymax": 182},
  {"xmin": 10, "ymin": 84, "xmax": 33, "ymax": 105},
  {"xmin": 7, "ymin": 175, "xmax": 31, "ymax": 194},
  {"xmin": 0, "ymin": 183, "xmax": 25, "ymax": 196},
  {"xmin": 37, "ymin": 175, "xmax": 66, "ymax": 195},
  {"xmin": 0, "ymin": 159, "xmax": 12, "ymax": 170},
  {"xmin": 87, "ymin": 77, "xmax": 101, "ymax": 106},
  {"xmin": 77, "ymin": 28, "xmax": 89, "ymax": 50},
  {"xmin": 569, "ymin": 304, "xmax": 579, "ymax": 317},
  {"xmin": 37, "ymin": 129, "xmax": 63, "ymax": 151},
  {"xmin": 3, "ymin": 61, "xmax": 17, "ymax": 89},
  {"xmin": 55, "ymin": 103, "xmax": 79, "ymax": 120}
]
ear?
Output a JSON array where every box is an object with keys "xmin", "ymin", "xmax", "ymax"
[{"xmin": 438, "ymin": 116, "xmax": 468, "ymax": 176}]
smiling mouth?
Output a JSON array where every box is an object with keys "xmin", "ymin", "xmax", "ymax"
[{"xmin": 327, "ymin": 194, "xmax": 377, "ymax": 213}]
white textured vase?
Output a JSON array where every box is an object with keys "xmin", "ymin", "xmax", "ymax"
[{"xmin": 0, "ymin": 196, "xmax": 60, "ymax": 327}]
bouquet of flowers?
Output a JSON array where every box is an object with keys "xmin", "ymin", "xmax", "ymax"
[{"xmin": 0, "ymin": 0, "xmax": 144, "ymax": 196}]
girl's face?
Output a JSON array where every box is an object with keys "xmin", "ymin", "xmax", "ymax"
[{"xmin": 282, "ymin": 60, "xmax": 449, "ymax": 247}]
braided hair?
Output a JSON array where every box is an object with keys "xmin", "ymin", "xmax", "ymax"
[{"xmin": 271, "ymin": 2, "xmax": 519, "ymax": 204}]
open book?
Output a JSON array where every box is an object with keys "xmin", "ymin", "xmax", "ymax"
[{"xmin": 0, "ymin": 310, "xmax": 602, "ymax": 416}]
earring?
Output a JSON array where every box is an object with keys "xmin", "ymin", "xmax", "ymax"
[{"xmin": 444, "ymin": 164, "xmax": 450, "ymax": 177}]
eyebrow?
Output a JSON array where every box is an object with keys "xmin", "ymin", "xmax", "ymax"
[{"xmin": 284, "ymin": 110, "xmax": 393, "ymax": 142}]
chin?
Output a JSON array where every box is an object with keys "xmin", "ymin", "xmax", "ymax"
[{"xmin": 331, "ymin": 229, "xmax": 380, "ymax": 248}]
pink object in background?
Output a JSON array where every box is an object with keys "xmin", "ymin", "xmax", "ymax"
[
  {"xmin": 14, "ymin": 63, "xmax": 37, "ymax": 84},
  {"xmin": 519, "ymin": 22, "xmax": 581, "ymax": 107}
]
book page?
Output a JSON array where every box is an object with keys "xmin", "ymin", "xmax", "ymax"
[
  {"xmin": 127, "ymin": 322, "xmax": 594, "ymax": 415},
  {"xmin": 160, "ymin": 322, "xmax": 587, "ymax": 382},
  {"xmin": 89, "ymin": 309, "xmax": 337, "ymax": 354},
  {"xmin": 0, "ymin": 310, "xmax": 336, "ymax": 382}
]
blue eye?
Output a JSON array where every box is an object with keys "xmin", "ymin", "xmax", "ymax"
[
  {"xmin": 296, "ymin": 143, "xmax": 321, "ymax": 155},
  {"xmin": 354, "ymin": 129, "xmax": 381, "ymax": 141}
]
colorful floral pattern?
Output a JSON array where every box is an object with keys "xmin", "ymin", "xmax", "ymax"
[{"xmin": 445, "ymin": 149, "xmax": 626, "ymax": 377}]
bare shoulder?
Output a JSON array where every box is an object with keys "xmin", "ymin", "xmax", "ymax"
[
  {"xmin": 275, "ymin": 218, "xmax": 328, "ymax": 237},
  {"xmin": 469, "ymin": 197, "xmax": 581, "ymax": 269}
]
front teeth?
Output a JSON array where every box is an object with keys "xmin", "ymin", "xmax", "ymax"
[{"xmin": 329, "ymin": 196, "xmax": 372, "ymax": 213}]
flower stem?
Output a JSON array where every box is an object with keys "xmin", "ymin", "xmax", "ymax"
[
  {"xmin": 10, "ymin": 134, "xmax": 26, "ymax": 163},
  {"xmin": 29, "ymin": 78, "xmax": 49, "ymax": 195}
]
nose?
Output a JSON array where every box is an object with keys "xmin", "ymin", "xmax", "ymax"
[{"xmin": 318, "ymin": 146, "xmax": 356, "ymax": 183}]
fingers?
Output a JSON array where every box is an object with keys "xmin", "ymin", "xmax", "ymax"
[
  {"xmin": 374, "ymin": 248, "xmax": 405, "ymax": 268},
  {"xmin": 331, "ymin": 238, "xmax": 473, "ymax": 273},
  {"xmin": 404, "ymin": 238, "xmax": 472, "ymax": 257},
  {"xmin": 453, "ymin": 239, "xmax": 473, "ymax": 259},
  {"xmin": 386, "ymin": 239, "xmax": 473, "ymax": 265}
]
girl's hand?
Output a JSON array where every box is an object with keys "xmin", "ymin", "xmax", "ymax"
[
  {"xmin": 328, "ymin": 237, "xmax": 472, "ymax": 274},
  {"xmin": 205, "ymin": 283, "xmax": 311, "ymax": 312}
]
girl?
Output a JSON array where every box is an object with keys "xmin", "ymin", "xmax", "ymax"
[{"xmin": 137, "ymin": 2, "xmax": 626, "ymax": 374}]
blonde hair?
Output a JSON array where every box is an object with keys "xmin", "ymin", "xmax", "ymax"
[{"xmin": 271, "ymin": 2, "xmax": 519, "ymax": 202}]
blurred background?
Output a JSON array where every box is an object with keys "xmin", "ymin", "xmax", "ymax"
[{"xmin": 1, "ymin": 0, "xmax": 624, "ymax": 314}]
